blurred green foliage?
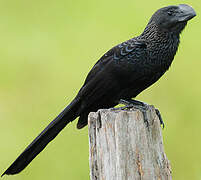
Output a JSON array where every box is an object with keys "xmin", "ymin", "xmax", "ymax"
[{"xmin": 0, "ymin": 0, "xmax": 200, "ymax": 179}]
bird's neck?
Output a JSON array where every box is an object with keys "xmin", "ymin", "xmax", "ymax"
[{"xmin": 140, "ymin": 21, "xmax": 180, "ymax": 71}]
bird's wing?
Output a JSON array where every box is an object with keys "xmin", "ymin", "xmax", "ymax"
[
  {"xmin": 77, "ymin": 39, "xmax": 147, "ymax": 109},
  {"xmin": 83, "ymin": 38, "xmax": 147, "ymax": 86}
]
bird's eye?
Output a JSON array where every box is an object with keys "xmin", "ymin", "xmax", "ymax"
[{"xmin": 167, "ymin": 11, "xmax": 173, "ymax": 16}]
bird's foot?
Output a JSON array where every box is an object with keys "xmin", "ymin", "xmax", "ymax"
[
  {"xmin": 118, "ymin": 99, "xmax": 150, "ymax": 127},
  {"xmin": 118, "ymin": 99, "xmax": 165, "ymax": 129},
  {"xmin": 155, "ymin": 109, "xmax": 165, "ymax": 129}
]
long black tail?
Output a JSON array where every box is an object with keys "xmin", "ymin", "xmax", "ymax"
[{"xmin": 2, "ymin": 97, "xmax": 81, "ymax": 176}]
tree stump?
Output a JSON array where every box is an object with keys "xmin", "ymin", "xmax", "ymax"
[{"xmin": 88, "ymin": 105, "xmax": 172, "ymax": 180}]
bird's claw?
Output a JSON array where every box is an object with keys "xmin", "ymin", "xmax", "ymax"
[
  {"xmin": 118, "ymin": 99, "xmax": 150, "ymax": 127},
  {"xmin": 118, "ymin": 99, "xmax": 164, "ymax": 129},
  {"xmin": 155, "ymin": 109, "xmax": 165, "ymax": 129}
]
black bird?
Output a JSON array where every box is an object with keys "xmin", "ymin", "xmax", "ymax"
[{"xmin": 2, "ymin": 4, "xmax": 196, "ymax": 176}]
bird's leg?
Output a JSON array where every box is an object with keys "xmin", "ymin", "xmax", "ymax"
[
  {"xmin": 119, "ymin": 99, "xmax": 149, "ymax": 111},
  {"xmin": 111, "ymin": 100, "xmax": 134, "ymax": 110},
  {"xmin": 122, "ymin": 99, "xmax": 148, "ymax": 107}
]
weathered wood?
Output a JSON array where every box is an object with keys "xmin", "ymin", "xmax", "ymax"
[{"xmin": 88, "ymin": 105, "xmax": 172, "ymax": 180}]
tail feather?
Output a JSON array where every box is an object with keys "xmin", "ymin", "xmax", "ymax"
[{"xmin": 2, "ymin": 97, "xmax": 81, "ymax": 176}]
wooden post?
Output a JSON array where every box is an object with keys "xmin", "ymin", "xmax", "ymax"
[{"xmin": 88, "ymin": 105, "xmax": 172, "ymax": 180}]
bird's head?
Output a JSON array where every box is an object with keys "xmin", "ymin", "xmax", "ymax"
[{"xmin": 150, "ymin": 4, "xmax": 196, "ymax": 33}]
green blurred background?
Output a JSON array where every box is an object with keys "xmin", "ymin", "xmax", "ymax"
[{"xmin": 0, "ymin": 0, "xmax": 200, "ymax": 179}]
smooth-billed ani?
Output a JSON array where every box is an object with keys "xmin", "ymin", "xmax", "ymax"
[{"xmin": 2, "ymin": 4, "xmax": 196, "ymax": 176}]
